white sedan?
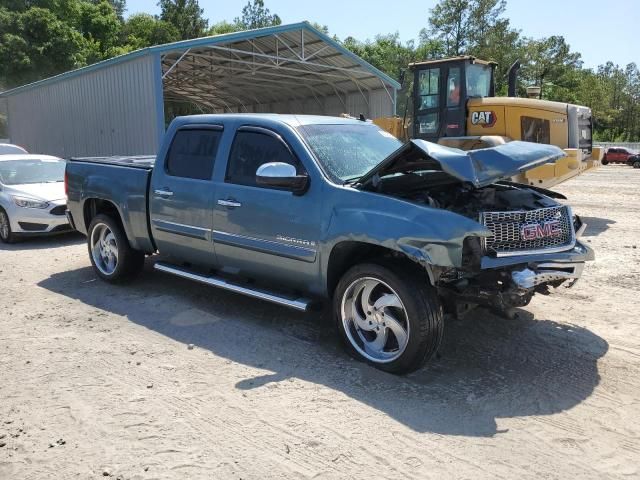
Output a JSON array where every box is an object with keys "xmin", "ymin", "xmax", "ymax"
[
  {"xmin": 0, "ymin": 155, "xmax": 70, "ymax": 243},
  {"xmin": 0, "ymin": 143, "xmax": 28, "ymax": 154}
]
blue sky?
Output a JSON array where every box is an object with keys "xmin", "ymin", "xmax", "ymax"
[{"xmin": 125, "ymin": 0, "xmax": 638, "ymax": 68}]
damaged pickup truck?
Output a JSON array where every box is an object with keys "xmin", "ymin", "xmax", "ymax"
[{"xmin": 65, "ymin": 114, "xmax": 593, "ymax": 374}]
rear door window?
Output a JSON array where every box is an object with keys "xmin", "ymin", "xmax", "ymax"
[{"xmin": 166, "ymin": 128, "xmax": 222, "ymax": 180}]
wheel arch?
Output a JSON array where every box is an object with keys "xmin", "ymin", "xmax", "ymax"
[
  {"xmin": 325, "ymin": 240, "xmax": 434, "ymax": 298},
  {"xmin": 82, "ymin": 198, "xmax": 141, "ymax": 251}
]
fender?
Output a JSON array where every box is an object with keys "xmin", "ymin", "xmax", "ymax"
[{"xmin": 320, "ymin": 191, "xmax": 492, "ymax": 289}]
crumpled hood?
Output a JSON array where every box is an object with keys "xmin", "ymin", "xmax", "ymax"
[
  {"xmin": 359, "ymin": 140, "xmax": 566, "ymax": 188},
  {"xmin": 5, "ymin": 182, "xmax": 66, "ymax": 202}
]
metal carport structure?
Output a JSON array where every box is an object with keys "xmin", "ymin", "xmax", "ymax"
[{"xmin": 0, "ymin": 22, "xmax": 399, "ymax": 158}]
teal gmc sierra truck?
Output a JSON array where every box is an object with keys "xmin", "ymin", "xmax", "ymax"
[{"xmin": 65, "ymin": 114, "xmax": 594, "ymax": 374}]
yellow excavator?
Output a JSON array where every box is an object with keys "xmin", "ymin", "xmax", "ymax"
[{"xmin": 374, "ymin": 56, "xmax": 602, "ymax": 188}]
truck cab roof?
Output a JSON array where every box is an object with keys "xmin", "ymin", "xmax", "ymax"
[{"xmin": 171, "ymin": 113, "xmax": 371, "ymax": 129}]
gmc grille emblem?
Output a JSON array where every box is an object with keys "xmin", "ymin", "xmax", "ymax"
[{"xmin": 520, "ymin": 220, "xmax": 563, "ymax": 240}]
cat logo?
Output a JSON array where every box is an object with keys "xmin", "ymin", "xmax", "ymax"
[{"xmin": 471, "ymin": 111, "xmax": 497, "ymax": 128}]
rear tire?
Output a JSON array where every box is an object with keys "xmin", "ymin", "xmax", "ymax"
[
  {"xmin": 601, "ymin": 159, "xmax": 609, "ymax": 165},
  {"xmin": 87, "ymin": 214, "xmax": 144, "ymax": 283},
  {"xmin": 333, "ymin": 262, "xmax": 444, "ymax": 374},
  {"xmin": 0, "ymin": 208, "xmax": 17, "ymax": 244}
]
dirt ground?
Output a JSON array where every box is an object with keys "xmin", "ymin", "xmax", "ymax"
[{"xmin": 1, "ymin": 165, "xmax": 639, "ymax": 479}]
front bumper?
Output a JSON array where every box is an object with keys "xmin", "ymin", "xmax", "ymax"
[
  {"xmin": 483, "ymin": 240, "xmax": 593, "ymax": 289},
  {"xmin": 440, "ymin": 240, "xmax": 594, "ymax": 314},
  {"xmin": 7, "ymin": 200, "xmax": 71, "ymax": 235},
  {"xmin": 480, "ymin": 240, "xmax": 594, "ymax": 270},
  {"xmin": 511, "ymin": 262, "xmax": 584, "ymax": 289}
]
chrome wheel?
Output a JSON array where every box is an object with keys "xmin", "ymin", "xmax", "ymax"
[
  {"xmin": 90, "ymin": 222, "xmax": 119, "ymax": 275},
  {"xmin": 0, "ymin": 211, "xmax": 9, "ymax": 240},
  {"xmin": 340, "ymin": 277, "xmax": 410, "ymax": 363}
]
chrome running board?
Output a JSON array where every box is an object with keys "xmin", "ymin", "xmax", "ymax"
[{"xmin": 154, "ymin": 262, "xmax": 311, "ymax": 311}]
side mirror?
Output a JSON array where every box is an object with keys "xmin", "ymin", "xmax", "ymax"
[{"xmin": 256, "ymin": 162, "xmax": 309, "ymax": 194}]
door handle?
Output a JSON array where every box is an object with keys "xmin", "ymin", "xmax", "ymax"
[
  {"xmin": 154, "ymin": 189, "xmax": 174, "ymax": 197},
  {"xmin": 217, "ymin": 199, "xmax": 242, "ymax": 208}
]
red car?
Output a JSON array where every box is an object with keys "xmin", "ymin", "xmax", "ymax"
[{"xmin": 602, "ymin": 147, "xmax": 640, "ymax": 167}]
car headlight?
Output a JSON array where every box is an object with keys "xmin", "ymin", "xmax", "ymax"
[{"xmin": 12, "ymin": 195, "xmax": 50, "ymax": 209}]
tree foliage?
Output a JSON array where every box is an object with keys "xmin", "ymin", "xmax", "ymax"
[
  {"xmin": 234, "ymin": 0, "xmax": 281, "ymax": 30},
  {"xmin": 0, "ymin": 0, "xmax": 639, "ymax": 140},
  {"xmin": 123, "ymin": 13, "xmax": 179, "ymax": 49},
  {"xmin": 0, "ymin": 4, "xmax": 92, "ymax": 87},
  {"xmin": 158, "ymin": 0, "xmax": 207, "ymax": 40}
]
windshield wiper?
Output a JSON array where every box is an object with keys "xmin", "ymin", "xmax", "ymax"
[{"xmin": 343, "ymin": 175, "xmax": 362, "ymax": 185}]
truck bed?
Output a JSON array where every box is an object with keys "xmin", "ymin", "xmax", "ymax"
[{"xmin": 66, "ymin": 155, "xmax": 155, "ymax": 253}]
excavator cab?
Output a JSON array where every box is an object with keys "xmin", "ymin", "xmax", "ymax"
[{"xmin": 410, "ymin": 56, "xmax": 496, "ymax": 141}]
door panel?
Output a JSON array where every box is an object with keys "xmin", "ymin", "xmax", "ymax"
[
  {"xmin": 149, "ymin": 127, "xmax": 222, "ymax": 267},
  {"xmin": 211, "ymin": 127, "xmax": 321, "ymax": 289},
  {"xmin": 212, "ymin": 183, "xmax": 320, "ymax": 288},
  {"xmin": 212, "ymin": 229, "xmax": 316, "ymax": 263}
]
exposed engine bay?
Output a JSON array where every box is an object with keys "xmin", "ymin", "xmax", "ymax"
[
  {"xmin": 365, "ymin": 171, "xmax": 586, "ymax": 317},
  {"xmin": 368, "ymin": 171, "xmax": 562, "ymax": 220}
]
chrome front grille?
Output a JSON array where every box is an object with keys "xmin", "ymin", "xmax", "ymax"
[{"xmin": 480, "ymin": 205, "xmax": 575, "ymax": 257}]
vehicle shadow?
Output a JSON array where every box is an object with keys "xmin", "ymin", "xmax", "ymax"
[
  {"xmin": 581, "ymin": 216, "xmax": 616, "ymax": 237},
  {"xmin": 0, "ymin": 231, "xmax": 84, "ymax": 251},
  {"xmin": 38, "ymin": 261, "xmax": 607, "ymax": 437}
]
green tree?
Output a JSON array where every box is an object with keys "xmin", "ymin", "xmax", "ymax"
[
  {"xmin": 343, "ymin": 33, "xmax": 416, "ymax": 81},
  {"xmin": 585, "ymin": 62, "xmax": 640, "ymax": 141},
  {"xmin": 234, "ymin": 0, "xmax": 281, "ymax": 30},
  {"xmin": 520, "ymin": 35, "xmax": 582, "ymax": 101},
  {"xmin": 0, "ymin": 5, "xmax": 91, "ymax": 87},
  {"xmin": 123, "ymin": 13, "xmax": 179, "ymax": 49},
  {"xmin": 208, "ymin": 20, "xmax": 242, "ymax": 35},
  {"xmin": 310, "ymin": 22, "xmax": 329, "ymax": 35},
  {"xmin": 79, "ymin": 0, "xmax": 124, "ymax": 60},
  {"xmin": 424, "ymin": 0, "xmax": 515, "ymax": 59},
  {"xmin": 468, "ymin": 20, "xmax": 522, "ymax": 94},
  {"xmin": 421, "ymin": 0, "xmax": 520, "ymax": 94},
  {"xmin": 342, "ymin": 33, "xmax": 433, "ymax": 116},
  {"xmin": 92, "ymin": 0, "xmax": 126, "ymax": 20},
  {"xmin": 424, "ymin": 0, "xmax": 470, "ymax": 56},
  {"xmin": 158, "ymin": 0, "xmax": 208, "ymax": 40}
]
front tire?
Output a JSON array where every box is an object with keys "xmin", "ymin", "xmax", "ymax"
[
  {"xmin": 601, "ymin": 159, "xmax": 609, "ymax": 165},
  {"xmin": 87, "ymin": 214, "xmax": 144, "ymax": 283},
  {"xmin": 334, "ymin": 263, "xmax": 444, "ymax": 374},
  {"xmin": 633, "ymin": 160, "xmax": 640, "ymax": 169},
  {"xmin": 0, "ymin": 208, "xmax": 17, "ymax": 244}
]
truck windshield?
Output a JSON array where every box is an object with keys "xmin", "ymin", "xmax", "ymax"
[
  {"xmin": 298, "ymin": 123, "xmax": 402, "ymax": 182},
  {"xmin": 466, "ymin": 64, "xmax": 492, "ymax": 97},
  {"xmin": 0, "ymin": 158, "xmax": 65, "ymax": 185}
]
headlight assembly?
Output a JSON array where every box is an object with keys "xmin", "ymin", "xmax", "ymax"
[{"xmin": 12, "ymin": 195, "xmax": 50, "ymax": 209}]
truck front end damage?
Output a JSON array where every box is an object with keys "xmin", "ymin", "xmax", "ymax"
[
  {"xmin": 436, "ymin": 237, "xmax": 593, "ymax": 317},
  {"xmin": 426, "ymin": 185, "xmax": 593, "ymax": 315},
  {"xmin": 359, "ymin": 139, "xmax": 594, "ymax": 315}
]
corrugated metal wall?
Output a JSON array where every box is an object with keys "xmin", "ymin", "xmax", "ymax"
[
  {"xmin": 4, "ymin": 49, "xmax": 395, "ymax": 157},
  {"xmin": 225, "ymin": 88, "xmax": 394, "ymax": 119},
  {"xmin": 6, "ymin": 55, "xmax": 160, "ymax": 157}
]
